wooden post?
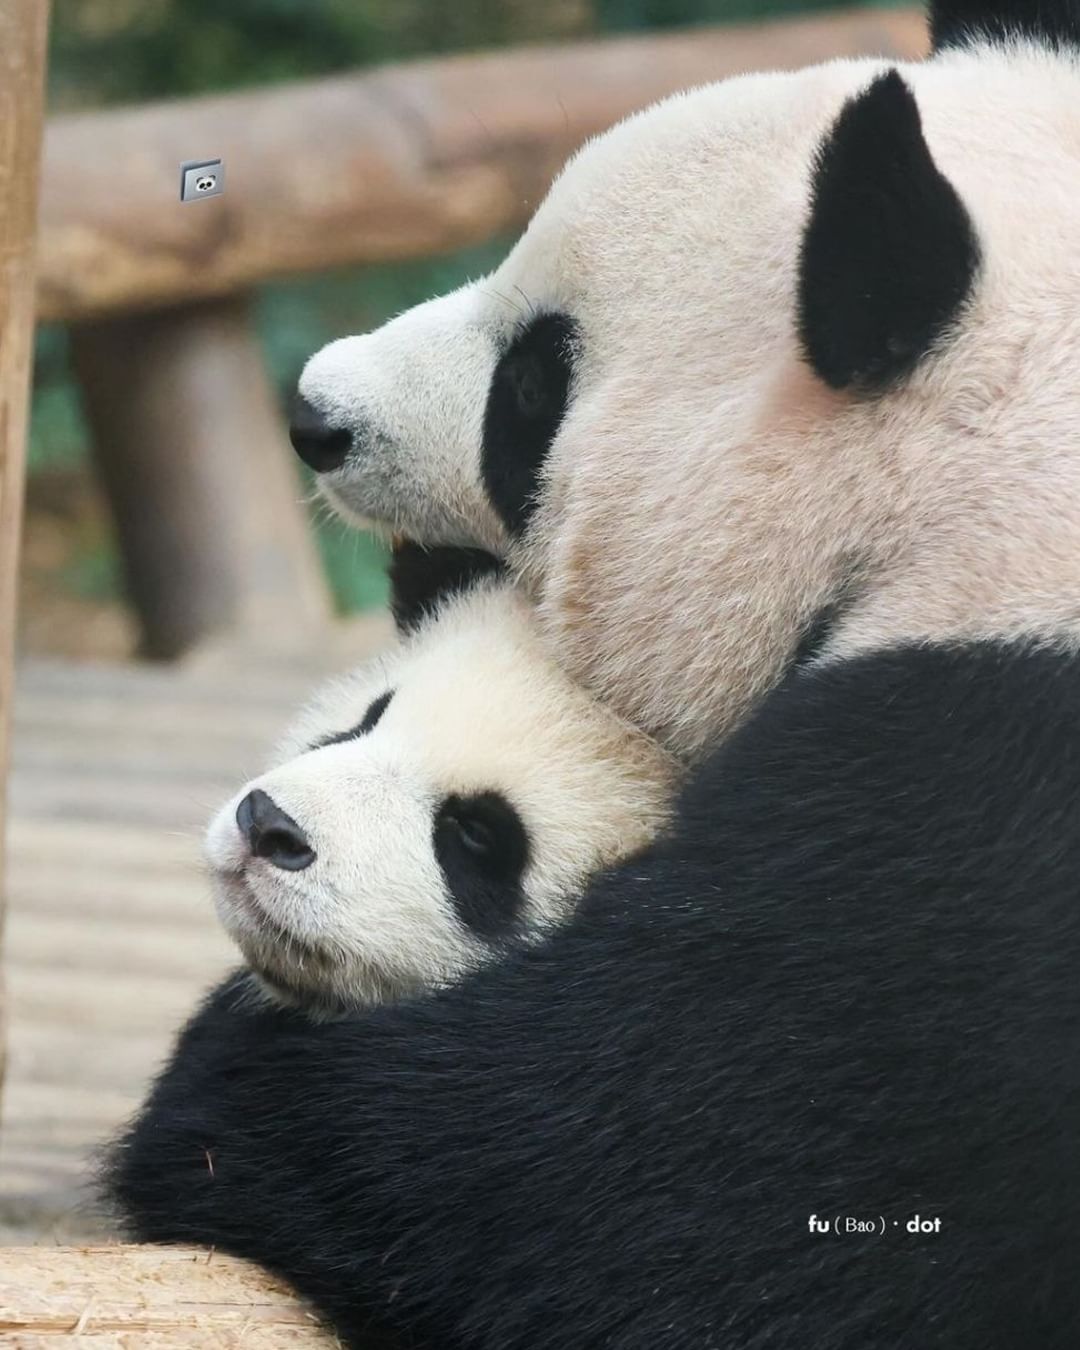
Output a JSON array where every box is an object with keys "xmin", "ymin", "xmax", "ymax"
[
  {"xmin": 70, "ymin": 298, "xmax": 334, "ymax": 659},
  {"xmin": 0, "ymin": 0, "xmax": 51, "ymax": 1092}
]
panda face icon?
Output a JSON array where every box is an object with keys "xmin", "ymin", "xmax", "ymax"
[{"xmin": 180, "ymin": 159, "xmax": 224, "ymax": 202}]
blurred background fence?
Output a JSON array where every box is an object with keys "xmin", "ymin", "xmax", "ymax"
[{"xmin": 26, "ymin": 0, "xmax": 919, "ymax": 663}]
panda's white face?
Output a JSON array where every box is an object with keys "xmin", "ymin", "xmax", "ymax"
[
  {"xmin": 295, "ymin": 35, "xmax": 1080, "ymax": 757},
  {"xmin": 205, "ymin": 583, "xmax": 673, "ymax": 1013},
  {"xmin": 300, "ymin": 64, "xmax": 831, "ymax": 552}
]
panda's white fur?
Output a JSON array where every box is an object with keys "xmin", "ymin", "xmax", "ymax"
[
  {"xmin": 205, "ymin": 579, "xmax": 674, "ymax": 1012},
  {"xmin": 299, "ymin": 40, "xmax": 1080, "ymax": 758}
]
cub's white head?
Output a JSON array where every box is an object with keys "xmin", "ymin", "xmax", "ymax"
[
  {"xmin": 206, "ymin": 554, "xmax": 674, "ymax": 1014},
  {"xmin": 291, "ymin": 1, "xmax": 1080, "ymax": 758}
]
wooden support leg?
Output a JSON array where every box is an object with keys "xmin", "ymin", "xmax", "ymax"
[
  {"xmin": 70, "ymin": 297, "xmax": 333, "ymax": 659},
  {"xmin": 0, "ymin": 0, "xmax": 51, "ymax": 1096}
]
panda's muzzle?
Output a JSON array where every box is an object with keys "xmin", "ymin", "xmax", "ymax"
[
  {"xmin": 236, "ymin": 788, "xmax": 316, "ymax": 872},
  {"xmin": 288, "ymin": 393, "xmax": 352, "ymax": 474}
]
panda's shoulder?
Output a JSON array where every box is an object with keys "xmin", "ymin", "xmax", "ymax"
[{"xmin": 673, "ymin": 638, "xmax": 1080, "ymax": 894}]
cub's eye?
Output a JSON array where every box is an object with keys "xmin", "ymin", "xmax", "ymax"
[
  {"xmin": 357, "ymin": 690, "xmax": 393, "ymax": 735},
  {"xmin": 450, "ymin": 811, "xmax": 496, "ymax": 859},
  {"xmin": 435, "ymin": 792, "xmax": 528, "ymax": 876},
  {"xmin": 311, "ymin": 689, "xmax": 394, "ymax": 751},
  {"xmin": 434, "ymin": 791, "xmax": 531, "ymax": 940}
]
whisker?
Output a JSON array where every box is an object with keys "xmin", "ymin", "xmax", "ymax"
[
  {"xmin": 513, "ymin": 284, "xmax": 538, "ymax": 318},
  {"xmin": 480, "ymin": 286, "xmax": 524, "ymax": 317},
  {"xmin": 555, "ymin": 94, "xmax": 571, "ymax": 142}
]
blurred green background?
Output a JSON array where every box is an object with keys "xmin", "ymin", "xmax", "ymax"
[{"xmin": 29, "ymin": 0, "xmax": 878, "ymax": 653}]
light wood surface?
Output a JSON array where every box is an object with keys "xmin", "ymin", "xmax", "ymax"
[
  {"xmin": 0, "ymin": 1244, "xmax": 337, "ymax": 1346},
  {"xmin": 0, "ymin": 620, "xmax": 392, "ymax": 1242},
  {"xmin": 37, "ymin": 9, "xmax": 927, "ymax": 322}
]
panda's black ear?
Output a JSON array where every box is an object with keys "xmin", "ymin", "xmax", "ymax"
[
  {"xmin": 389, "ymin": 540, "xmax": 507, "ymax": 635},
  {"xmin": 929, "ymin": 0, "xmax": 1080, "ymax": 51},
  {"xmin": 797, "ymin": 70, "xmax": 979, "ymax": 391}
]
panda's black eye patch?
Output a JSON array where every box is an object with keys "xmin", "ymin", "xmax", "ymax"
[
  {"xmin": 312, "ymin": 690, "xmax": 394, "ymax": 750},
  {"xmin": 482, "ymin": 311, "xmax": 577, "ymax": 537},
  {"xmin": 434, "ymin": 791, "xmax": 530, "ymax": 940},
  {"xmin": 356, "ymin": 690, "xmax": 394, "ymax": 734}
]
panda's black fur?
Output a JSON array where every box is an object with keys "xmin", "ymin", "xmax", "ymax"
[
  {"xmin": 930, "ymin": 0, "xmax": 1080, "ymax": 49},
  {"xmin": 105, "ymin": 637, "xmax": 1080, "ymax": 1348},
  {"xmin": 797, "ymin": 70, "xmax": 980, "ymax": 391},
  {"xmin": 388, "ymin": 540, "xmax": 506, "ymax": 634}
]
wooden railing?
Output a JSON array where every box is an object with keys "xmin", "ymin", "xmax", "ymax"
[
  {"xmin": 36, "ymin": 8, "xmax": 925, "ymax": 658},
  {"xmin": 38, "ymin": 10, "xmax": 925, "ymax": 322}
]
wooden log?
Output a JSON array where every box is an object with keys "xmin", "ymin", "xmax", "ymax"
[
  {"xmin": 70, "ymin": 297, "xmax": 334, "ymax": 658},
  {"xmin": 0, "ymin": 1244, "xmax": 337, "ymax": 1346},
  {"xmin": 37, "ymin": 9, "xmax": 928, "ymax": 323},
  {"xmin": 0, "ymin": 0, "xmax": 51, "ymax": 1097}
]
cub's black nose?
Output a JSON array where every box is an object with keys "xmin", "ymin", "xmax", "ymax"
[
  {"xmin": 289, "ymin": 393, "xmax": 351, "ymax": 473},
  {"xmin": 236, "ymin": 788, "xmax": 316, "ymax": 871}
]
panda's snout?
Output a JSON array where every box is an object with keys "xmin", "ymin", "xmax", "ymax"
[
  {"xmin": 236, "ymin": 788, "xmax": 316, "ymax": 872},
  {"xmin": 288, "ymin": 393, "xmax": 352, "ymax": 474}
]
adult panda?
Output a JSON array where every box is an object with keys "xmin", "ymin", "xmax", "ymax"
[
  {"xmin": 290, "ymin": 0, "xmax": 1080, "ymax": 761},
  {"xmin": 106, "ymin": 4, "xmax": 1080, "ymax": 1347},
  {"xmin": 206, "ymin": 544, "xmax": 673, "ymax": 1014}
]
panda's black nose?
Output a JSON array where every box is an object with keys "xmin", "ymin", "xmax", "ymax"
[
  {"xmin": 288, "ymin": 393, "xmax": 352, "ymax": 473},
  {"xmin": 236, "ymin": 789, "xmax": 316, "ymax": 871}
]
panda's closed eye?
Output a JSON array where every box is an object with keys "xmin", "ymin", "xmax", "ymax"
[
  {"xmin": 312, "ymin": 690, "xmax": 394, "ymax": 750},
  {"xmin": 434, "ymin": 791, "xmax": 530, "ymax": 939},
  {"xmin": 482, "ymin": 312, "xmax": 578, "ymax": 537}
]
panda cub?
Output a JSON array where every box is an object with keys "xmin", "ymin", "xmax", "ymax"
[{"xmin": 206, "ymin": 544, "xmax": 674, "ymax": 1013}]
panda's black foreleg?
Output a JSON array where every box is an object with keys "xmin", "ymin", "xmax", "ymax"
[
  {"xmin": 105, "ymin": 642, "xmax": 1080, "ymax": 1350},
  {"xmin": 102, "ymin": 973, "xmax": 458, "ymax": 1350}
]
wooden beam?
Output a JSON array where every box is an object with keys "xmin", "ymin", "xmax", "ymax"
[
  {"xmin": 0, "ymin": 1244, "xmax": 336, "ymax": 1345},
  {"xmin": 0, "ymin": 0, "xmax": 50, "ymax": 1091},
  {"xmin": 37, "ymin": 9, "xmax": 927, "ymax": 323},
  {"xmin": 70, "ymin": 297, "xmax": 334, "ymax": 658}
]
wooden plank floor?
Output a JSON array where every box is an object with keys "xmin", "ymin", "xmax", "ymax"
[{"xmin": 0, "ymin": 620, "xmax": 392, "ymax": 1243}]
